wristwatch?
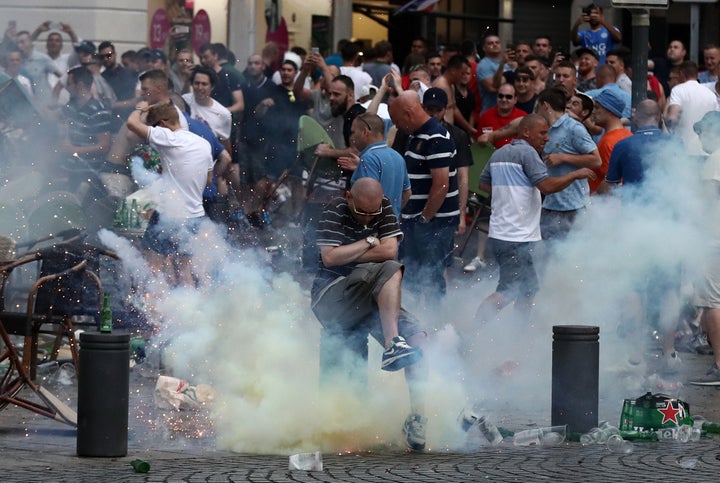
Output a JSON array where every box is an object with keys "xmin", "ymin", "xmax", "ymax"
[
  {"xmin": 365, "ymin": 236, "xmax": 377, "ymax": 247},
  {"xmin": 418, "ymin": 215, "xmax": 431, "ymax": 224}
]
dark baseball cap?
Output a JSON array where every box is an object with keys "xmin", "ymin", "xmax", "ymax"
[
  {"xmin": 575, "ymin": 47, "xmax": 599, "ymax": 61},
  {"xmin": 423, "ymin": 87, "xmax": 448, "ymax": 109},
  {"xmin": 74, "ymin": 40, "xmax": 96, "ymax": 55}
]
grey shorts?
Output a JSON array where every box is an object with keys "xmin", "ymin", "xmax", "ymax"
[
  {"xmin": 311, "ymin": 260, "xmax": 423, "ymax": 343},
  {"xmin": 490, "ymin": 238, "xmax": 539, "ymax": 300},
  {"xmin": 695, "ymin": 250, "xmax": 720, "ymax": 309}
]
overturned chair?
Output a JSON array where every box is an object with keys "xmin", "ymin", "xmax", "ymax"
[{"xmin": 0, "ymin": 232, "xmax": 118, "ymax": 426}]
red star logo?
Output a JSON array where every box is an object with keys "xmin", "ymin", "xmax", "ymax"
[{"xmin": 658, "ymin": 401, "xmax": 681, "ymax": 425}]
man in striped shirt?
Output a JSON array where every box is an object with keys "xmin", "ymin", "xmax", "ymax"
[
  {"xmin": 389, "ymin": 90, "xmax": 458, "ymax": 303},
  {"xmin": 310, "ymin": 177, "xmax": 429, "ymax": 451}
]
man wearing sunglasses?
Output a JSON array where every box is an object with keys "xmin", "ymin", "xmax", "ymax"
[
  {"xmin": 311, "ymin": 177, "xmax": 428, "ymax": 450},
  {"xmin": 99, "ymin": 41, "xmax": 138, "ymax": 131}
]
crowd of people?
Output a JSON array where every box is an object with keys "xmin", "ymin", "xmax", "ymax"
[{"xmin": 3, "ymin": 2, "xmax": 720, "ymax": 451}]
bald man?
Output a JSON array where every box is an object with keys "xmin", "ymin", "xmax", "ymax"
[
  {"xmin": 311, "ymin": 177, "xmax": 429, "ymax": 450},
  {"xmin": 389, "ymin": 91, "xmax": 459, "ymax": 304},
  {"xmin": 475, "ymin": 114, "xmax": 595, "ymax": 324}
]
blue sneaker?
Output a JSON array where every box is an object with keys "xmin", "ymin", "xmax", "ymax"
[
  {"xmin": 403, "ymin": 413, "xmax": 427, "ymax": 451},
  {"xmin": 381, "ymin": 336, "xmax": 422, "ymax": 371}
]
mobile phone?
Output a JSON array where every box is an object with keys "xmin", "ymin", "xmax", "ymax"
[
  {"xmin": 311, "ymin": 47, "xmax": 320, "ymax": 55},
  {"xmin": 49, "ymin": 21, "xmax": 62, "ymax": 30},
  {"xmin": 9, "ymin": 20, "xmax": 17, "ymax": 29}
]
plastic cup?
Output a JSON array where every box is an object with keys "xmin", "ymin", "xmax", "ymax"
[
  {"xmin": 289, "ymin": 451, "xmax": 323, "ymax": 471},
  {"xmin": 606, "ymin": 434, "xmax": 634, "ymax": 454},
  {"xmin": 513, "ymin": 429, "xmax": 542, "ymax": 446},
  {"xmin": 540, "ymin": 425, "xmax": 567, "ymax": 447}
]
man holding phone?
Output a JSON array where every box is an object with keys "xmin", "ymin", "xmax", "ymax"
[{"xmin": 571, "ymin": 3, "xmax": 621, "ymax": 65}]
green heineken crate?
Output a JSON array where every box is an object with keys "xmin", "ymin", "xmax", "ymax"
[{"xmin": 619, "ymin": 392, "xmax": 692, "ymax": 432}]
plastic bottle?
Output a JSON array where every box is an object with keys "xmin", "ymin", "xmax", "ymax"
[
  {"xmin": 477, "ymin": 416, "xmax": 504, "ymax": 445},
  {"xmin": 100, "ymin": 293, "xmax": 112, "ymax": 333}
]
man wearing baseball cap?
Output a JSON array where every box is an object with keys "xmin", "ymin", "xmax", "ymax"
[
  {"xmin": 575, "ymin": 47, "xmax": 599, "ymax": 92},
  {"xmin": 590, "ymin": 89, "xmax": 631, "ymax": 193},
  {"xmin": 421, "ymin": 87, "xmax": 473, "ymax": 237}
]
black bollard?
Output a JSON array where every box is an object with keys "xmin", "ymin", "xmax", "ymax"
[
  {"xmin": 76, "ymin": 332, "xmax": 130, "ymax": 457},
  {"xmin": 551, "ymin": 325, "xmax": 599, "ymax": 435}
]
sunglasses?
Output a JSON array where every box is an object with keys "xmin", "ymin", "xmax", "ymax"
[
  {"xmin": 350, "ymin": 199, "xmax": 382, "ymax": 217},
  {"xmin": 497, "ymin": 94, "xmax": 514, "ymax": 100},
  {"xmin": 101, "ymin": 53, "xmax": 113, "ymax": 59},
  {"xmin": 357, "ymin": 116, "xmax": 372, "ymax": 131}
]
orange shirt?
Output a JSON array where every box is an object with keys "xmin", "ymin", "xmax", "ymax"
[{"xmin": 592, "ymin": 127, "xmax": 632, "ymax": 193}]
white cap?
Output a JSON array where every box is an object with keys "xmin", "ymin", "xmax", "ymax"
[{"xmin": 283, "ymin": 51, "xmax": 302, "ymax": 69}]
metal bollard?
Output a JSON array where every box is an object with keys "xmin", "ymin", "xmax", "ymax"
[
  {"xmin": 551, "ymin": 325, "xmax": 599, "ymax": 435},
  {"xmin": 76, "ymin": 332, "xmax": 130, "ymax": 457}
]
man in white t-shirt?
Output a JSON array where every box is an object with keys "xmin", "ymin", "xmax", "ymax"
[
  {"xmin": 126, "ymin": 101, "xmax": 213, "ymax": 285},
  {"xmin": 474, "ymin": 114, "xmax": 595, "ymax": 324},
  {"xmin": 666, "ymin": 61, "xmax": 718, "ymax": 156},
  {"xmin": 181, "ymin": 66, "xmax": 232, "ymax": 149}
]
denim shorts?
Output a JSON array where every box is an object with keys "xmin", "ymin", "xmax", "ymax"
[{"xmin": 142, "ymin": 211, "xmax": 206, "ymax": 256}]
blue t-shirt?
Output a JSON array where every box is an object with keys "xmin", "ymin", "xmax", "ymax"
[
  {"xmin": 577, "ymin": 26, "xmax": 620, "ymax": 64},
  {"xmin": 606, "ymin": 127, "xmax": 684, "ymax": 188},
  {"xmin": 542, "ymin": 114, "xmax": 597, "ymax": 211},
  {"xmin": 351, "ymin": 142, "xmax": 411, "ymax": 218}
]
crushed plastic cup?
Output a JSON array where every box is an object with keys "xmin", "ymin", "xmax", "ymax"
[
  {"xmin": 289, "ymin": 451, "xmax": 323, "ymax": 471},
  {"xmin": 540, "ymin": 425, "xmax": 567, "ymax": 447},
  {"xmin": 606, "ymin": 434, "xmax": 634, "ymax": 454},
  {"xmin": 677, "ymin": 424, "xmax": 692, "ymax": 443},
  {"xmin": 513, "ymin": 428, "xmax": 542, "ymax": 446},
  {"xmin": 514, "ymin": 426, "xmax": 565, "ymax": 447}
]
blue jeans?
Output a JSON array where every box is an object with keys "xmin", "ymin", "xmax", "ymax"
[{"xmin": 400, "ymin": 215, "xmax": 458, "ymax": 301}]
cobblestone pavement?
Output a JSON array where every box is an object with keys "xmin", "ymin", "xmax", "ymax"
[
  {"xmin": 3, "ymin": 229, "xmax": 720, "ymax": 482},
  {"xmin": 2, "ymin": 349, "xmax": 720, "ymax": 482}
]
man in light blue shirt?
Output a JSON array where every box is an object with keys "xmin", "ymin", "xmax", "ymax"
[
  {"xmin": 339, "ymin": 113, "xmax": 411, "ymax": 217},
  {"xmin": 536, "ymin": 88, "xmax": 600, "ymax": 241}
]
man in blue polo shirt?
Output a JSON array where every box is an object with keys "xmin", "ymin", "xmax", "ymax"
[{"xmin": 339, "ymin": 113, "xmax": 411, "ymax": 217}]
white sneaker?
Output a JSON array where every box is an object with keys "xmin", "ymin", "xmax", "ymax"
[
  {"xmin": 662, "ymin": 351, "xmax": 682, "ymax": 375},
  {"xmin": 463, "ymin": 256, "xmax": 487, "ymax": 272}
]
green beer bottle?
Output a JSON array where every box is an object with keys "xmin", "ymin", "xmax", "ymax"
[
  {"xmin": 701, "ymin": 421, "xmax": 720, "ymax": 434},
  {"xmin": 100, "ymin": 293, "xmax": 112, "ymax": 333}
]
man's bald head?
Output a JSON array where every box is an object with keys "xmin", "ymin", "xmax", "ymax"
[
  {"xmin": 350, "ymin": 177, "xmax": 384, "ymax": 205},
  {"xmin": 634, "ymin": 99, "xmax": 662, "ymax": 128},
  {"xmin": 389, "ymin": 90, "xmax": 430, "ymax": 134},
  {"xmin": 518, "ymin": 113, "xmax": 550, "ymax": 154}
]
